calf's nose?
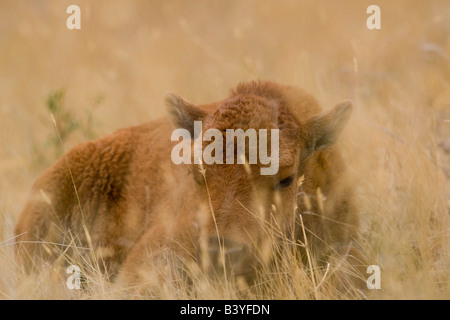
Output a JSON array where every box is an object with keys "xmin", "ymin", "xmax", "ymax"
[{"xmin": 205, "ymin": 237, "xmax": 252, "ymax": 277}]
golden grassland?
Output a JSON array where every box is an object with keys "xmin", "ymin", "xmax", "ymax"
[{"xmin": 0, "ymin": 0, "xmax": 449, "ymax": 299}]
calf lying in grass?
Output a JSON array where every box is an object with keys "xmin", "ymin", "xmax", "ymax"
[{"xmin": 15, "ymin": 80, "xmax": 366, "ymax": 296}]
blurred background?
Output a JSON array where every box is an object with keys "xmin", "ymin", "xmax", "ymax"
[{"xmin": 0, "ymin": 0, "xmax": 449, "ymax": 299}]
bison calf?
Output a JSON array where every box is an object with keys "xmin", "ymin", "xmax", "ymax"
[{"xmin": 15, "ymin": 80, "xmax": 364, "ymax": 295}]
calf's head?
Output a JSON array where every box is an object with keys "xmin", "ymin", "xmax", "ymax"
[{"xmin": 166, "ymin": 87, "xmax": 352, "ymax": 281}]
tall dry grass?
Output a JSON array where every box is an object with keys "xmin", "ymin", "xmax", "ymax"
[{"xmin": 0, "ymin": 0, "xmax": 449, "ymax": 299}]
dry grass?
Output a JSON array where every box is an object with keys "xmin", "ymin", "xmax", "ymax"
[{"xmin": 0, "ymin": 0, "xmax": 449, "ymax": 299}]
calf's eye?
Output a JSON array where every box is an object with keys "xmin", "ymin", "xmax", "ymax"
[
  {"xmin": 275, "ymin": 175, "xmax": 294, "ymax": 189},
  {"xmin": 193, "ymin": 173, "xmax": 202, "ymax": 185}
]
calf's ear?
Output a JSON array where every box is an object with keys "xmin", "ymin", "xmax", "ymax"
[
  {"xmin": 165, "ymin": 93, "xmax": 209, "ymax": 138},
  {"xmin": 302, "ymin": 100, "xmax": 353, "ymax": 159}
]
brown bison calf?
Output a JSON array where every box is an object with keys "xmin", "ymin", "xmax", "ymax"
[{"xmin": 15, "ymin": 80, "xmax": 364, "ymax": 294}]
